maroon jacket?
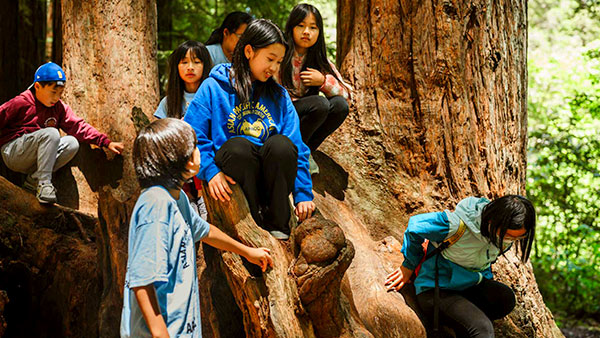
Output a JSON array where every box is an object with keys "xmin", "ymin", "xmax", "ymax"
[{"xmin": 0, "ymin": 90, "xmax": 111, "ymax": 148}]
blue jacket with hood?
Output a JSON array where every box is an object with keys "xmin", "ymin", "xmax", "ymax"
[
  {"xmin": 183, "ymin": 64, "xmax": 313, "ymax": 204},
  {"xmin": 401, "ymin": 197, "xmax": 512, "ymax": 295}
]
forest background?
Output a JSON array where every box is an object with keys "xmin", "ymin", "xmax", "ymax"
[
  {"xmin": 162, "ymin": 0, "xmax": 600, "ymax": 333},
  {"xmin": 1, "ymin": 0, "xmax": 599, "ymax": 336}
]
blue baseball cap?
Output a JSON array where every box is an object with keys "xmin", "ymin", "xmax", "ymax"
[{"xmin": 33, "ymin": 62, "xmax": 66, "ymax": 86}]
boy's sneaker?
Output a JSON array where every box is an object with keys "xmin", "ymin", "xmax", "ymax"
[
  {"xmin": 308, "ymin": 154, "xmax": 320, "ymax": 175},
  {"xmin": 269, "ymin": 230, "xmax": 290, "ymax": 240},
  {"xmin": 36, "ymin": 181, "xmax": 57, "ymax": 204},
  {"xmin": 22, "ymin": 175, "xmax": 37, "ymax": 192}
]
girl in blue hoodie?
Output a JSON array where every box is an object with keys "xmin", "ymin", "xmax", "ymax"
[
  {"xmin": 385, "ymin": 195, "xmax": 536, "ymax": 338},
  {"xmin": 184, "ymin": 19, "xmax": 315, "ymax": 240}
]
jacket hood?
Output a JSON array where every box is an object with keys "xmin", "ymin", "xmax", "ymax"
[
  {"xmin": 209, "ymin": 63, "xmax": 233, "ymax": 86},
  {"xmin": 446, "ymin": 196, "xmax": 490, "ymax": 242},
  {"xmin": 22, "ymin": 89, "xmax": 36, "ymax": 105}
]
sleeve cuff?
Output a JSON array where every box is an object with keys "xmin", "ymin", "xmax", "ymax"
[
  {"xmin": 293, "ymin": 189, "xmax": 314, "ymax": 205},
  {"xmin": 127, "ymin": 275, "xmax": 169, "ymax": 289},
  {"xmin": 402, "ymin": 259, "xmax": 418, "ymax": 271},
  {"xmin": 100, "ymin": 137, "xmax": 111, "ymax": 148},
  {"xmin": 202, "ymin": 164, "xmax": 221, "ymax": 182}
]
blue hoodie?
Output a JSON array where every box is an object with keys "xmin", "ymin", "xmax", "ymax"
[
  {"xmin": 184, "ymin": 64, "xmax": 313, "ymax": 204},
  {"xmin": 401, "ymin": 197, "xmax": 510, "ymax": 295}
]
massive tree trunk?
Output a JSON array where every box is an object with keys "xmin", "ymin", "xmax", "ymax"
[
  {"xmin": 60, "ymin": 1, "xmax": 158, "ymax": 335},
  {"xmin": 324, "ymin": 0, "xmax": 563, "ymax": 336},
  {"xmin": 0, "ymin": 0, "xmax": 564, "ymax": 337}
]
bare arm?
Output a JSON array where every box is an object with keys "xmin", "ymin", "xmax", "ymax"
[
  {"xmin": 202, "ymin": 224, "xmax": 273, "ymax": 271},
  {"xmin": 132, "ymin": 285, "xmax": 170, "ymax": 338}
]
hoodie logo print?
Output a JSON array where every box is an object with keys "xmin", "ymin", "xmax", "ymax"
[
  {"xmin": 44, "ymin": 117, "xmax": 57, "ymax": 128},
  {"xmin": 227, "ymin": 102, "xmax": 276, "ymax": 142}
]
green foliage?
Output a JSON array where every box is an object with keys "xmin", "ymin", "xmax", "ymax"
[{"xmin": 528, "ymin": 0, "xmax": 600, "ymax": 326}]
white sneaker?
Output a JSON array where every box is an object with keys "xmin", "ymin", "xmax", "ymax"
[
  {"xmin": 36, "ymin": 181, "xmax": 57, "ymax": 204},
  {"xmin": 269, "ymin": 230, "xmax": 290, "ymax": 240},
  {"xmin": 308, "ymin": 154, "xmax": 320, "ymax": 175}
]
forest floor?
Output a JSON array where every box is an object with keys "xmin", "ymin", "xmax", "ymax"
[
  {"xmin": 561, "ymin": 318, "xmax": 600, "ymax": 338},
  {"xmin": 561, "ymin": 327, "xmax": 600, "ymax": 338}
]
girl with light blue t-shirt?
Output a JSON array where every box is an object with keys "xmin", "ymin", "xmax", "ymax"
[
  {"xmin": 154, "ymin": 40, "xmax": 212, "ymax": 120},
  {"xmin": 155, "ymin": 40, "xmax": 212, "ymax": 220}
]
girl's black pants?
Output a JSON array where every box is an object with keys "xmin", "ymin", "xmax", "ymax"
[
  {"xmin": 416, "ymin": 279, "xmax": 516, "ymax": 338},
  {"xmin": 293, "ymin": 95, "xmax": 349, "ymax": 151},
  {"xmin": 215, "ymin": 135, "xmax": 297, "ymax": 234}
]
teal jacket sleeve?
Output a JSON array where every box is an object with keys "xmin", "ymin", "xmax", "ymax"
[
  {"xmin": 279, "ymin": 90, "xmax": 313, "ymax": 204},
  {"xmin": 401, "ymin": 212, "xmax": 450, "ymax": 270}
]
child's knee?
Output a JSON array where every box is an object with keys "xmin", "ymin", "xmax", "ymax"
[
  {"xmin": 38, "ymin": 127, "xmax": 61, "ymax": 143},
  {"xmin": 263, "ymin": 135, "xmax": 297, "ymax": 161},
  {"xmin": 496, "ymin": 286, "xmax": 516, "ymax": 319},
  {"xmin": 313, "ymin": 95, "xmax": 330, "ymax": 111},
  {"xmin": 302, "ymin": 96, "xmax": 329, "ymax": 117},
  {"xmin": 62, "ymin": 135, "xmax": 80, "ymax": 153},
  {"xmin": 469, "ymin": 316, "xmax": 494, "ymax": 337},
  {"xmin": 329, "ymin": 96, "xmax": 349, "ymax": 117},
  {"xmin": 218, "ymin": 137, "xmax": 256, "ymax": 162}
]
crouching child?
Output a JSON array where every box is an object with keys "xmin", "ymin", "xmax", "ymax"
[
  {"xmin": 120, "ymin": 118, "xmax": 273, "ymax": 338},
  {"xmin": 0, "ymin": 62, "xmax": 124, "ymax": 203}
]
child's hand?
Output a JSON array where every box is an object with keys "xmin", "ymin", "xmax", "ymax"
[
  {"xmin": 245, "ymin": 247, "xmax": 273, "ymax": 272},
  {"xmin": 384, "ymin": 265, "xmax": 413, "ymax": 292},
  {"xmin": 107, "ymin": 141, "xmax": 124, "ymax": 155},
  {"xmin": 300, "ymin": 68, "xmax": 325, "ymax": 87},
  {"xmin": 295, "ymin": 201, "xmax": 315, "ymax": 222},
  {"xmin": 208, "ymin": 172, "xmax": 236, "ymax": 202}
]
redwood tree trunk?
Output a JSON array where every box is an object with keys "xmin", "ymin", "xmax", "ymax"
[
  {"xmin": 317, "ymin": 0, "xmax": 562, "ymax": 336},
  {"xmin": 0, "ymin": 0, "xmax": 564, "ymax": 337},
  {"xmin": 60, "ymin": 1, "xmax": 158, "ymax": 335}
]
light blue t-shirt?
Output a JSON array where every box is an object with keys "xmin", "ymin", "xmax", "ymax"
[
  {"xmin": 154, "ymin": 91, "xmax": 197, "ymax": 119},
  {"xmin": 206, "ymin": 44, "xmax": 230, "ymax": 66},
  {"xmin": 120, "ymin": 185, "xmax": 211, "ymax": 337}
]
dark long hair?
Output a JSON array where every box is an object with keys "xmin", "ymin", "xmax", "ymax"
[
  {"xmin": 230, "ymin": 19, "xmax": 288, "ymax": 105},
  {"xmin": 281, "ymin": 4, "xmax": 337, "ymax": 96},
  {"xmin": 480, "ymin": 195, "xmax": 536, "ymax": 262},
  {"xmin": 166, "ymin": 41, "xmax": 212, "ymax": 119},
  {"xmin": 133, "ymin": 118, "xmax": 197, "ymax": 190},
  {"xmin": 205, "ymin": 11, "xmax": 254, "ymax": 45}
]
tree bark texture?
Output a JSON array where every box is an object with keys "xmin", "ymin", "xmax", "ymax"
[
  {"xmin": 0, "ymin": 176, "xmax": 101, "ymax": 337},
  {"xmin": 327, "ymin": 0, "xmax": 563, "ymax": 337},
  {"xmin": 60, "ymin": 1, "xmax": 158, "ymax": 336},
  {"xmin": 198, "ymin": 182, "xmax": 371, "ymax": 338},
  {"xmin": 0, "ymin": 0, "xmax": 566, "ymax": 337}
]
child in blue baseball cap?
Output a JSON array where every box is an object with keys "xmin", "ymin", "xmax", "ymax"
[{"xmin": 0, "ymin": 62, "xmax": 124, "ymax": 204}]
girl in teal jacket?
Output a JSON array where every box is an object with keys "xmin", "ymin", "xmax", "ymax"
[{"xmin": 385, "ymin": 195, "xmax": 536, "ymax": 338}]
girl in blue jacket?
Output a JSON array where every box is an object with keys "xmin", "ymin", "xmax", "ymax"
[
  {"xmin": 184, "ymin": 19, "xmax": 315, "ymax": 240},
  {"xmin": 385, "ymin": 195, "xmax": 536, "ymax": 337}
]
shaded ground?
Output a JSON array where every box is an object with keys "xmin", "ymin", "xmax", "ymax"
[{"xmin": 561, "ymin": 327, "xmax": 600, "ymax": 338}]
